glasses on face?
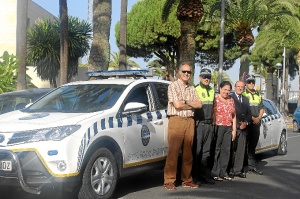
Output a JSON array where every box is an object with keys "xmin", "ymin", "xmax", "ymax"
[
  {"xmin": 247, "ymin": 81, "xmax": 255, "ymax": 84},
  {"xmin": 181, "ymin": 70, "xmax": 191, "ymax": 74},
  {"xmin": 201, "ymin": 75, "xmax": 211, "ymax": 79}
]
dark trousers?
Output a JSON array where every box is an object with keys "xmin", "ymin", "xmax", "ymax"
[
  {"xmin": 230, "ymin": 129, "xmax": 247, "ymax": 174},
  {"xmin": 247, "ymin": 123, "xmax": 260, "ymax": 169},
  {"xmin": 193, "ymin": 122, "xmax": 214, "ymax": 179},
  {"xmin": 211, "ymin": 125, "xmax": 232, "ymax": 178}
]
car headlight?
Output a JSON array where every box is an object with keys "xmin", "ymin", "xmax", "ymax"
[{"xmin": 7, "ymin": 125, "xmax": 81, "ymax": 145}]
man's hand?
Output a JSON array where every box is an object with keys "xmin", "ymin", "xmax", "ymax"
[
  {"xmin": 252, "ymin": 116, "xmax": 261, "ymax": 124},
  {"xmin": 240, "ymin": 121, "xmax": 247, "ymax": 129}
]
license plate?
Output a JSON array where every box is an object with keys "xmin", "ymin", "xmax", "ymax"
[{"xmin": 0, "ymin": 161, "xmax": 12, "ymax": 171}]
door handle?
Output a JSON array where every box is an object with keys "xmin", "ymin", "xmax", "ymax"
[{"xmin": 154, "ymin": 120, "xmax": 163, "ymax": 125}]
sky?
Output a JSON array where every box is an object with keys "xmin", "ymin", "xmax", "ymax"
[{"xmin": 32, "ymin": 0, "xmax": 298, "ymax": 90}]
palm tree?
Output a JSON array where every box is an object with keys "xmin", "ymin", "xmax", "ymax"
[
  {"xmin": 109, "ymin": 52, "xmax": 139, "ymax": 69},
  {"xmin": 119, "ymin": 0, "xmax": 127, "ymax": 70},
  {"xmin": 88, "ymin": 0, "xmax": 112, "ymax": 71},
  {"xmin": 59, "ymin": 0, "xmax": 68, "ymax": 85},
  {"xmin": 211, "ymin": 70, "xmax": 232, "ymax": 91},
  {"xmin": 162, "ymin": 0, "xmax": 204, "ymax": 79},
  {"xmin": 27, "ymin": 17, "xmax": 92, "ymax": 87},
  {"xmin": 211, "ymin": 0, "xmax": 297, "ymax": 80},
  {"xmin": 16, "ymin": 0, "xmax": 28, "ymax": 90}
]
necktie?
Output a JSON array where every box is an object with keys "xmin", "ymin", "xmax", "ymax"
[{"xmin": 238, "ymin": 95, "xmax": 242, "ymax": 104}]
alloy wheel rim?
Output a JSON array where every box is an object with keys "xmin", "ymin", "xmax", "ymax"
[{"xmin": 90, "ymin": 157, "xmax": 114, "ymax": 195}]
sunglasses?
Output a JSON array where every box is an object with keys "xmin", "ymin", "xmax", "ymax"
[
  {"xmin": 182, "ymin": 70, "xmax": 192, "ymax": 74},
  {"xmin": 201, "ymin": 75, "xmax": 211, "ymax": 79},
  {"xmin": 246, "ymin": 80, "xmax": 255, "ymax": 84}
]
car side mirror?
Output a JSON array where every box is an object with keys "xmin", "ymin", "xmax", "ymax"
[{"xmin": 123, "ymin": 102, "xmax": 147, "ymax": 115}]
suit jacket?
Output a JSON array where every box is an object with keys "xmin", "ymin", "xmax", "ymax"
[{"xmin": 230, "ymin": 93, "xmax": 252, "ymax": 129}]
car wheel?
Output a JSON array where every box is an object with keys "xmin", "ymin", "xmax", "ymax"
[
  {"xmin": 293, "ymin": 121, "xmax": 299, "ymax": 132},
  {"xmin": 277, "ymin": 132, "xmax": 287, "ymax": 155},
  {"xmin": 78, "ymin": 148, "xmax": 118, "ymax": 199}
]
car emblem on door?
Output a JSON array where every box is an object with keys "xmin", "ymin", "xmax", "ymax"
[{"xmin": 141, "ymin": 125, "xmax": 150, "ymax": 146}]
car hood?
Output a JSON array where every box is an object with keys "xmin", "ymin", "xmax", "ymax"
[{"xmin": 0, "ymin": 110, "xmax": 103, "ymax": 132}]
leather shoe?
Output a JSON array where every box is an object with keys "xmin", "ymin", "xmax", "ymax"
[
  {"xmin": 248, "ymin": 168, "xmax": 263, "ymax": 175},
  {"xmin": 228, "ymin": 173, "xmax": 235, "ymax": 178},
  {"xmin": 235, "ymin": 172, "xmax": 246, "ymax": 178}
]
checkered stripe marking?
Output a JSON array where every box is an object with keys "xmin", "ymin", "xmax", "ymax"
[{"xmin": 76, "ymin": 109, "xmax": 167, "ymax": 171}]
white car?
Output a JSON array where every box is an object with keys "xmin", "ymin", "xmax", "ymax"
[
  {"xmin": 0, "ymin": 70, "xmax": 170, "ymax": 199},
  {"xmin": 256, "ymin": 99, "xmax": 287, "ymax": 155}
]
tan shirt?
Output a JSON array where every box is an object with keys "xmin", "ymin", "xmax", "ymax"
[{"xmin": 168, "ymin": 79, "xmax": 200, "ymax": 117}]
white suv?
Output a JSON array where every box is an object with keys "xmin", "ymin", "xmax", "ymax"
[{"xmin": 0, "ymin": 70, "xmax": 170, "ymax": 199}]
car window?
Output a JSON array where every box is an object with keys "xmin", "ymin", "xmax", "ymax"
[
  {"xmin": 0, "ymin": 96, "xmax": 32, "ymax": 114},
  {"xmin": 263, "ymin": 100, "xmax": 276, "ymax": 116},
  {"xmin": 153, "ymin": 83, "xmax": 168, "ymax": 110},
  {"xmin": 124, "ymin": 84, "xmax": 153, "ymax": 112},
  {"xmin": 26, "ymin": 84, "xmax": 126, "ymax": 113}
]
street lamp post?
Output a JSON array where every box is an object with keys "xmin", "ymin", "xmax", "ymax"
[
  {"xmin": 218, "ymin": 0, "xmax": 225, "ymax": 89},
  {"xmin": 276, "ymin": 62, "xmax": 282, "ymax": 107},
  {"xmin": 282, "ymin": 47, "xmax": 286, "ymax": 115}
]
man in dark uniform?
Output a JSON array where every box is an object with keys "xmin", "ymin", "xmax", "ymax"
[
  {"xmin": 229, "ymin": 81, "xmax": 252, "ymax": 178},
  {"xmin": 243, "ymin": 75, "xmax": 264, "ymax": 175},
  {"xmin": 193, "ymin": 68, "xmax": 215, "ymax": 184}
]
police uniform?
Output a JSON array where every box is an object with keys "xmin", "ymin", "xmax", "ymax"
[
  {"xmin": 242, "ymin": 75, "xmax": 264, "ymax": 174},
  {"xmin": 193, "ymin": 69, "xmax": 215, "ymax": 183}
]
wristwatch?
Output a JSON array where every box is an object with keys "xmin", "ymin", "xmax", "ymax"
[{"xmin": 184, "ymin": 100, "xmax": 187, "ymax": 104}]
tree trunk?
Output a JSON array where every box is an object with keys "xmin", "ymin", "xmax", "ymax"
[
  {"xmin": 239, "ymin": 54, "xmax": 250, "ymax": 81},
  {"xmin": 178, "ymin": 20, "xmax": 198, "ymax": 83},
  {"xmin": 265, "ymin": 72, "xmax": 273, "ymax": 100},
  {"xmin": 297, "ymin": 50, "xmax": 300, "ymax": 106},
  {"xmin": 88, "ymin": 0, "xmax": 112, "ymax": 71},
  {"xmin": 59, "ymin": 0, "xmax": 68, "ymax": 86},
  {"xmin": 16, "ymin": 0, "xmax": 28, "ymax": 90},
  {"xmin": 119, "ymin": 0, "xmax": 127, "ymax": 70}
]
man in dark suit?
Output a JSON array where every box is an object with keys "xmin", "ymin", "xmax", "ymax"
[{"xmin": 229, "ymin": 81, "xmax": 252, "ymax": 178}]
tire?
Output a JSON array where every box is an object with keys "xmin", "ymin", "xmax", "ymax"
[
  {"xmin": 277, "ymin": 132, "xmax": 287, "ymax": 155},
  {"xmin": 78, "ymin": 148, "xmax": 118, "ymax": 199},
  {"xmin": 293, "ymin": 121, "xmax": 299, "ymax": 132}
]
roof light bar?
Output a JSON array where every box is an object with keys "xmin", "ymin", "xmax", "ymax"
[{"xmin": 86, "ymin": 69, "xmax": 149, "ymax": 79}]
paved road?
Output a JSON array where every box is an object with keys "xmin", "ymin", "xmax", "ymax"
[{"xmin": 4, "ymin": 130, "xmax": 300, "ymax": 199}]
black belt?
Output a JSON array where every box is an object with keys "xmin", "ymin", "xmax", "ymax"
[{"xmin": 199, "ymin": 120, "xmax": 213, "ymax": 124}]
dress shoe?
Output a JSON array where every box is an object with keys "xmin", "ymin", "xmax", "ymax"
[
  {"xmin": 248, "ymin": 168, "xmax": 263, "ymax": 175},
  {"xmin": 228, "ymin": 173, "xmax": 235, "ymax": 178},
  {"xmin": 235, "ymin": 172, "xmax": 246, "ymax": 178}
]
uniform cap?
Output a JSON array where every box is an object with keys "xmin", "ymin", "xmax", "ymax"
[
  {"xmin": 200, "ymin": 68, "xmax": 211, "ymax": 75},
  {"xmin": 245, "ymin": 75, "xmax": 255, "ymax": 83}
]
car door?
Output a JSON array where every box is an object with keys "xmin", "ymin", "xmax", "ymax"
[
  {"xmin": 267, "ymin": 100, "xmax": 284, "ymax": 147},
  {"xmin": 257, "ymin": 100, "xmax": 273, "ymax": 150},
  {"xmin": 151, "ymin": 82, "xmax": 169, "ymax": 156},
  {"xmin": 293, "ymin": 106, "xmax": 300, "ymax": 130},
  {"xmin": 119, "ymin": 83, "xmax": 166, "ymax": 166}
]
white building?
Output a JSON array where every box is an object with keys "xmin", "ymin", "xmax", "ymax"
[{"xmin": 0, "ymin": 0, "xmax": 88, "ymax": 88}]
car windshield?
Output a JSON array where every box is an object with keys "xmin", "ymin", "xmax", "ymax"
[{"xmin": 24, "ymin": 84, "xmax": 127, "ymax": 113}]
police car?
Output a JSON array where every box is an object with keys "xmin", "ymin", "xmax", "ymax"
[
  {"xmin": 256, "ymin": 99, "xmax": 287, "ymax": 155},
  {"xmin": 0, "ymin": 70, "xmax": 170, "ymax": 199}
]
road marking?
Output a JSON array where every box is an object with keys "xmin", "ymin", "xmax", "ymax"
[{"xmin": 288, "ymin": 134, "xmax": 300, "ymax": 139}]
